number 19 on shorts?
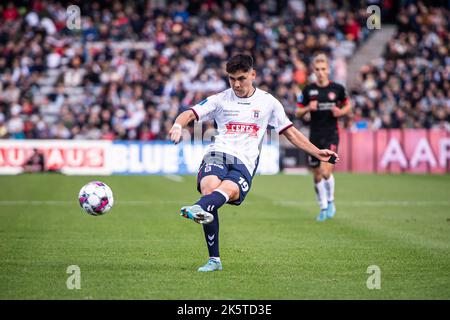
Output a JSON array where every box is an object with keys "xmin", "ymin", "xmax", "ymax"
[{"xmin": 238, "ymin": 177, "xmax": 249, "ymax": 192}]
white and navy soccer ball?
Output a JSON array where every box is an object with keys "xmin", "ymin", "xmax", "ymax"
[{"xmin": 78, "ymin": 181, "xmax": 114, "ymax": 216}]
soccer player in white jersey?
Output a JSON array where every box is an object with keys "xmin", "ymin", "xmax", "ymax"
[{"xmin": 169, "ymin": 54, "xmax": 338, "ymax": 272}]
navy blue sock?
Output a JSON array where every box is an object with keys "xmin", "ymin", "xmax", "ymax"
[
  {"xmin": 195, "ymin": 191, "xmax": 228, "ymax": 213},
  {"xmin": 202, "ymin": 209, "xmax": 219, "ymax": 257},
  {"xmin": 195, "ymin": 191, "xmax": 227, "ymax": 258}
]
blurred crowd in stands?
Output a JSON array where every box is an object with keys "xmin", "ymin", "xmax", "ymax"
[
  {"xmin": 0, "ymin": 0, "xmax": 448, "ymax": 141},
  {"xmin": 350, "ymin": 1, "xmax": 449, "ymax": 131}
]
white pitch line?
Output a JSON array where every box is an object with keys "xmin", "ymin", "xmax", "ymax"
[
  {"xmin": 273, "ymin": 200, "xmax": 450, "ymax": 207},
  {"xmin": 0, "ymin": 200, "xmax": 449, "ymax": 207},
  {"xmin": 0, "ymin": 200, "xmax": 180, "ymax": 205},
  {"xmin": 164, "ymin": 174, "xmax": 184, "ymax": 183}
]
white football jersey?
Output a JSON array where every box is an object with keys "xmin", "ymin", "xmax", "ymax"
[{"xmin": 190, "ymin": 88, "xmax": 293, "ymax": 174}]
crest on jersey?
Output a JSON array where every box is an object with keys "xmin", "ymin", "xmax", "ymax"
[
  {"xmin": 252, "ymin": 109, "xmax": 260, "ymax": 119},
  {"xmin": 328, "ymin": 92, "xmax": 336, "ymax": 101}
]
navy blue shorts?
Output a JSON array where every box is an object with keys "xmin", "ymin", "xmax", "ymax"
[{"xmin": 196, "ymin": 152, "xmax": 256, "ymax": 206}]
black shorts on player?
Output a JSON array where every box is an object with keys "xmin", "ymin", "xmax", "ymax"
[{"xmin": 308, "ymin": 134, "xmax": 339, "ymax": 168}]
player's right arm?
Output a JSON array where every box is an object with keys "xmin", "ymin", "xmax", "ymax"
[
  {"xmin": 169, "ymin": 110, "xmax": 197, "ymax": 144},
  {"xmin": 169, "ymin": 94, "xmax": 220, "ymax": 144},
  {"xmin": 282, "ymin": 126, "xmax": 338, "ymax": 163}
]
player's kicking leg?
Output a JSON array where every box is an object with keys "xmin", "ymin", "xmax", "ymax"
[
  {"xmin": 179, "ymin": 175, "xmax": 224, "ymax": 272},
  {"xmin": 180, "ymin": 205, "xmax": 215, "ymax": 224},
  {"xmin": 180, "ymin": 176, "xmax": 240, "ymax": 272}
]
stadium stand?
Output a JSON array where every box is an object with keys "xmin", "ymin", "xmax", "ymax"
[
  {"xmin": 350, "ymin": 2, "xmax": 449, "ymax": 131},
  {"xmin": 0, "ymin": 0, "xmax": 375, "ymax": 140},
  {"xmin": 0, "ymin": 1, "xmax": 447, "ymax": 141}
]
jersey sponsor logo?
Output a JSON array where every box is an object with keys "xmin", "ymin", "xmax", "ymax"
[
  {"xmin": 225, "ymin": 122, "xmax": 260, "ymax": 137},
  {"xmin": 328, "ymin": 91, "xmax": 336, "ymax": 100},
  {"xmin": 318, "ymin": 102, "xmax": 336, "ymax": 110},
  {"xmin": 309, "ymin": 89, "xmax": 319, "ymax": 96},
  {"xmin": 223, "ymin": 109, "xmax": 240, "ymax": 117},
  {"xmin": 252, "ymin": 109, "xmax": 260, "ymax": 119}
]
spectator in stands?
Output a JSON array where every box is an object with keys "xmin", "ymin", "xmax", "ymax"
[
  {"xmin": 0, "ymin": 0, "xmax": 445, "ymax": 141},
  {"xmin": 350, "ymin": 2, "xmax": 449, "ymax": 130}
]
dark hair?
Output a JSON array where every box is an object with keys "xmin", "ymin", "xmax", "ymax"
[{"xmin": 226, "ymin": 54, "xmax": 254, "ymax": 73}]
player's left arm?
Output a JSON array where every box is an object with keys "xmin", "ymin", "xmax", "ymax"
[
  {"xmin": 332, "ymin": 86, "xmax": 352, "ymax": 118},
  {"xmin": 282, "ymin": 126, "xmax": 339, "ymax": 163}
]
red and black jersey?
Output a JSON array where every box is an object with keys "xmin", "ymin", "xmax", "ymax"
[{"xmin": 297, "ymin": 82, "xmax": 348, "ymax": 135}]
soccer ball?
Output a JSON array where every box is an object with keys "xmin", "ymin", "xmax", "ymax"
[{"xmin": 78, "ymin": 181, "xmax": 114, "ymax": 216}]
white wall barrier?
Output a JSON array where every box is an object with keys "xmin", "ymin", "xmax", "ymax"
[{"xmin": 0, "ymin": 140, "xmax": 280, "ymax": 175}]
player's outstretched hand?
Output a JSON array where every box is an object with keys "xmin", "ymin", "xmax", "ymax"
[
  {"xmin": 316, "ymin": 149, "xmax": 339, "ymax": 164},
  {"xmin": 169, "ymin": 124, "xmax": 182, "ymax": 144}
]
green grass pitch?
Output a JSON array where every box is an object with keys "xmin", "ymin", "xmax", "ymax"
[{"xmin": 0, "ymin": 173, "xmax": 449, "ymax": 299}]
